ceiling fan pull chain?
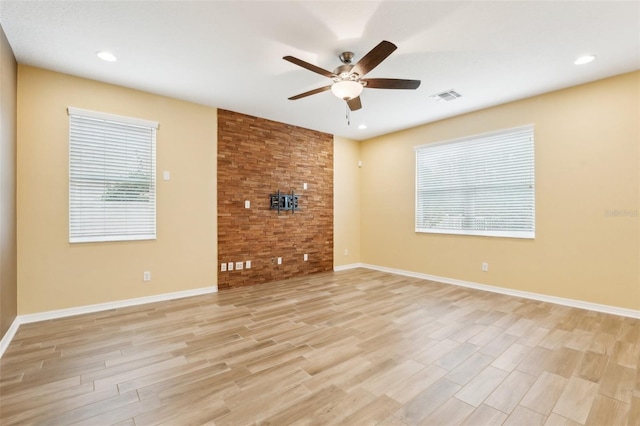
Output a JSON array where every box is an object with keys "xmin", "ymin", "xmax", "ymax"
[{"xmin": 346, "ymin": 104, "xmax": 350, "ymax": 126}]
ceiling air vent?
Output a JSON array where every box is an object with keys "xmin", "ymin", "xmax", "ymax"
[{"xmin": 431, "ymin": 89, "xmax": 462, "ymax": 102}]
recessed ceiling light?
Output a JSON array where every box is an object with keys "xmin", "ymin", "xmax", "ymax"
[
  {"xmin": 358, "ymin": 124, "xmax": 367, "ymax": 130},
  {"xmin": 574, "ymin": 55, "xmax": 595, "ymax": 65},
  {"xmin": 97, "ymin": 51, "xmax": 117, "ymax": 62}
]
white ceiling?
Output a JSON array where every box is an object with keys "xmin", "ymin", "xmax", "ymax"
[{"xmin": 1, "ymin": 1, "xmax": 639, "ymax": 140}]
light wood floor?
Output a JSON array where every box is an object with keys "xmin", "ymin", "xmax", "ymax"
[{"xmin": 1, "ymin": 269, "xmax": 639, "ymax": 425}]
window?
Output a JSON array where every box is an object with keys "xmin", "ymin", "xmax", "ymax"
[
  {"xmin": 68, "ymin": 107, "xmax": 158, "ymax": 243},
  {"xmin": 415, "ymin": 125, "xmax": 535, "ymax": 239}
]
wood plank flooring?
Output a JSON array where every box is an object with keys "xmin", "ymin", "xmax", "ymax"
[{"xmin": 1, "ymin": 268, "xmax": 639, "ymax": 425}]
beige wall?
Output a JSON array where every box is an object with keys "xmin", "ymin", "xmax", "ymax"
[
  {"xmin": 360, "ymin": 72, "xmax": 640, "ymax": 310},
  {"xmin": 17, "ymin": 66, "xmax": 217, "ymax": 314},
  {"xmin": 333, "ymin": 136, "xmax": 361, "ymax": 267},
  {"xmin": 0, "ymin": 24, "xmax": 17, "ymax": 337}
]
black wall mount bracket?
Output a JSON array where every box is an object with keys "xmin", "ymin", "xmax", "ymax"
[{"xmin": 270, "ymin": 190, "xmax": 299, "ymax": 214}]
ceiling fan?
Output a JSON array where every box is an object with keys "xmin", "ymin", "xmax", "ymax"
[{"xmin": 283, "ymin": 40, "xmax": 420, "ymax": 112}]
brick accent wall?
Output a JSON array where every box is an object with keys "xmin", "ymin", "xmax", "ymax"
[{"xmin": 217, "ymin": 109, "xmax": 333, "ymax": 290}]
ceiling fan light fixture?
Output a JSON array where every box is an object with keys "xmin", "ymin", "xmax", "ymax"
[{"xmin": 331, "ymin": 80, "xmax": 363, "ymax": 100}]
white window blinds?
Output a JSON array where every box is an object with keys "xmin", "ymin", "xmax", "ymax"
[
  {"xmin": 68, "ymin": 107, "xmax": 158, "ymax": 243},
  {"xmin": 415, "ymin": 125, "xmax": 535, "ymax": 239}
]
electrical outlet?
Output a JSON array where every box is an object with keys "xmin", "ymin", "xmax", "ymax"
[
  {"xmin": 344, "ymin": 249, "xmax": 349, "ymax": 256},
  {"xmin": 228, "ymin": 262, "xmax": 234, "ymax": 271},
  {"xmin": 482, "ymin": 262, "xmax": 489, "ymax": 272},
  {"xmin": 221, "ymin": 263, "xmax": 227, "ymax": 272},
  {"xmin": 244, "ymin": 200, "xmax": 250, "ymax": 208},
  {"xmin": 235, "ymin": 261, "xmax": 243, "ymax": 270},
  {"xmin": 245, "ymin": 260, "xmax": 251, "ymax": 269},
  {"xmin": 143, "ymin": 271, "xmax": 151, "ymax": 281},
  {"xmin": 304, "ymin": 253, "xmax": 308, "ymax": 261},
  {"xmin": 277, "ymin": 257, "xmax": 282, "ymax": 265}
]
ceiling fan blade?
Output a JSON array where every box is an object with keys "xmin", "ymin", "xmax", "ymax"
[
  {"xmin": 283, "ymin": 56, "xmax": 335, "ymax": 78},
  {"xmin": 351, "ymin": 40, "xmax": 397, "ymax": 78},
  {"xmin": 362, "ymin": 78, "xmax": 421, "ymax": 90},
  {"xmin": 347, "ymin": 96, "xmax": 362, "ymax": 111},
  {"xmin": 288, "ymin": 85, "xmax": 332, "ymax": 100}
]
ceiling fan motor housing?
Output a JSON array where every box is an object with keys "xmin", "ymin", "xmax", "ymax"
[{"xmin": 332, "ymin": 64, "xmax": 358, "ymax": 81}]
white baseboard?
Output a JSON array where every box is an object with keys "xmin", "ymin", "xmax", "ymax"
[
  {"xmin": 359, "ymin": 263, "xmax": 640, "ymax": 319},
  {"xmin": 0, "ymin": 285, "xmax": 217, "ymax": 359},
  {"xmin": 0, "ymin": 318, "xmax": 21, "ymax": 359},
  {"xmin": 334, "ymin": 263, "xmax": 364, "ymax": 272},
  {"xmin": 19, "ymin": 286, "xmax": 218, "ymax": 324}
]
